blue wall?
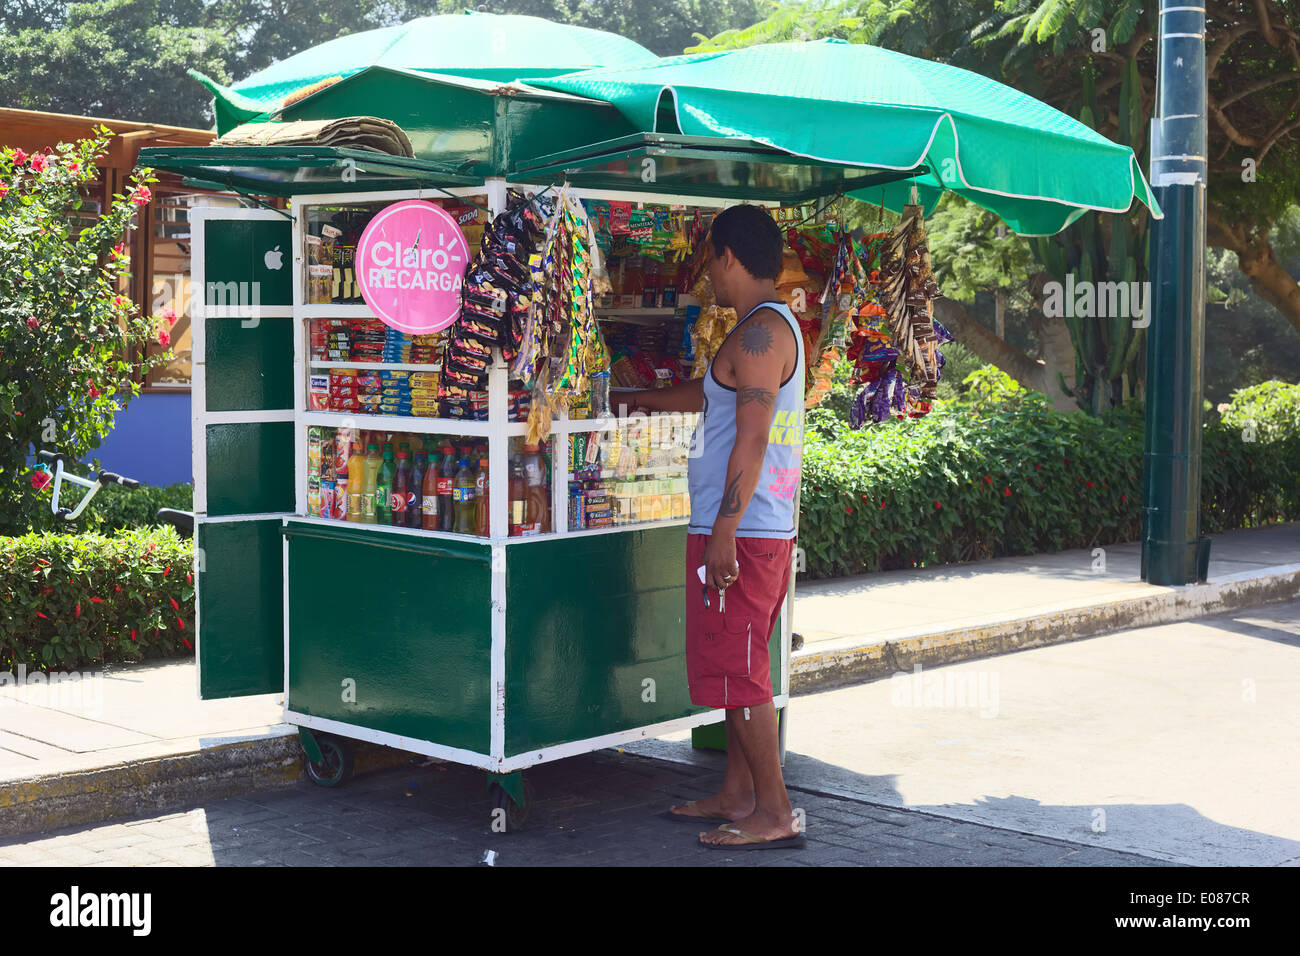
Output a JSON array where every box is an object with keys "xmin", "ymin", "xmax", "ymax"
[{"xmin": 93, "ymin": 392, "xmax": 192, "ymax": 486}]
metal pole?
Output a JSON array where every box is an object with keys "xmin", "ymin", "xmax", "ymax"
[{"xmin": 1142, "ymin": 0, "xmax": 1212, "ymax": 585}]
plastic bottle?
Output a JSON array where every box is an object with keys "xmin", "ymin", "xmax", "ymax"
[
  {"xmin": 409, "ymin": 452, "xmax": 427, "ymax": 529},
  {"xmin": 422, "ymin": 451, "xmax": 441, "ymax": 530},
  {"xmin": 508, "ymin": 458, "xmax": 526, "ymax": 536},
  {"xmin": 453, "ymin": 456, "xmax": 476, "ymax": 534},
  {"xmin": 346, "ymin": 439, "xmax": 367, "ymax": 521},
  {"xmin": 361, "ymin": 443, "xmax": 381, "ymax": 524},
  {"xmin": 376, "ymin": 444, "xmax": 395, "ymax": 525},
  {"xmin": 474, "ymin": 457, "xmax": 490, "ymax": 537},
  {"xmin": 392, "ymin": 446, "xmax": 411, "ymax": 526},
  {"xmin": 523, "ymin": 443, "xmax": 550, "ymax": 533},
  {"xmin": 438, "ymin": 442, "xmax": 457, "ymax": 531}
]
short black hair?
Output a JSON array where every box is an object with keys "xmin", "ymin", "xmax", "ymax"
[{"xmin": 709, "ymin": 204, "xmax": 783, "ymax": 280}]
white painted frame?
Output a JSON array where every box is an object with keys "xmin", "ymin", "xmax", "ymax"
[
  {"xmin": 190, "ymin": 205, "xmax": 296, "ymax": 702},
  {"xmin": 271, "ymin": 178, "xmax": 792, "ymax": 771}
]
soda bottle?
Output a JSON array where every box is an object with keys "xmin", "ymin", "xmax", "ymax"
[
  {"xmin": 376, "ymin": 444, "xmax": 395, "ymax": 524},
  {"xmin": 508, "ymin": 457, "xmax": 526, "ymax": 536},
  {"xmin": 523, "ymin": 443, "xmax": 550, "ymax": 533},
  {"xmin": 346, "ymin": 438, "xmax": 367, "ymax": 521},
  {"xmin": 409, "ymin": 451, "xmax": 427, "ymax": 529},
  {"xmin": 475, "ymin": 457, "xmax": 490, "ymax": 536},
  {"xmin": 438, "ymin": 442, "xmax": 457, "ymax": 532},
  {"xmin": 453, "ymin": 456, "xmax": 476, "ymax": 534},
  {"xmin": 392, "ymin": 446, "xmax": 411, "ymax": 526},
  {"xmin": 422, "ymin": 451, "xmax": 441, "ymax": 530},
  {"xmin": 361, "ymin": 443, "xmax": 381, "ymax": 523}
]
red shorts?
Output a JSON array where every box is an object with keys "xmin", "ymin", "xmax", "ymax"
[{"xmin": 685, "ymin": 534, "xmax": 794, "ymax": 709}]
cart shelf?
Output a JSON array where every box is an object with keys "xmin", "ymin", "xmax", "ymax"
[
  {"xmin": 309, "ymin": 361, "xmax": 442, "ymax": 372},
  {"xmin": 302, "ymin": 410, "xmax": 491, "ymax": 436}
]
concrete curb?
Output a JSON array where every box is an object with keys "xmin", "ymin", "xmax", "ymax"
[
  {"xmin": 791, "ymin": 563, "xmax": 1300, "ymax": 692},
  {"xmin": 0, "ymin": 730, "xmax": 411, "ymax": 839}
]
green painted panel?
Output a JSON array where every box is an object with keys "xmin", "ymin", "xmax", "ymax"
[
  {"xmin": 504, "ymin": 526, "xmax": 709, "ymax": 757},
  {"xmin": 284, "ymin": 522, "xmax": 492, "ymax": 754},
  {"xmin": 204, "ymin": 317, "xmax": 294, "ymax": 412},
  {"xmin": 205, "ymin": 421, "xmax": 294, "ymax": 517},
  {"xmin": 197, "ymin": 518, "xmax": 283, "ymax": 699},
  {"xmin": 203, "ymin": 217, "xmax": 292, "ymax": 306}
]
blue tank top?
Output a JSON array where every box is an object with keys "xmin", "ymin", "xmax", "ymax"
[{"xmin": 687, "ymin": 300, "xmax": 804, "ymax": 539}]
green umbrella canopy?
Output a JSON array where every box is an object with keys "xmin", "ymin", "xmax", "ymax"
[
  {"xmin": 527, "ymin": 38, "xmax": 1162, "ymax": 236},
  {"xmin": 192, "ymin": 10, "xmax": 659, "ymax": 135}
]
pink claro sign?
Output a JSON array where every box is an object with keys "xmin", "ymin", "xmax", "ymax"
[{"xmin": 355, "ymin": 200, "xmax": 470, "ymax": 334}]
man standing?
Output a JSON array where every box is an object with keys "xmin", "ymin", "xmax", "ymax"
[{"xmin": 632, "ymin": 204, "xmax": 805, "ymax": 849}]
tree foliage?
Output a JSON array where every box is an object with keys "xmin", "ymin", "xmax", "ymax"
[{"xmin": 0, "ymin": 130, "xmax": 167, "ymax": 534}]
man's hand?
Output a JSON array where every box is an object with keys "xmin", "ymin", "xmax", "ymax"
[{"xmin": 703, "ymin": 531, "xmax": 739, "ymax": 590}]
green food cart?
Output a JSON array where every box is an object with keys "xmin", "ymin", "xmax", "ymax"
[{"xmin": 139, "ymin": 40, "xmax": 1156, "ymax": 827}]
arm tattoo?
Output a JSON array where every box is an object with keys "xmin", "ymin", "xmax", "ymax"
[
  {"xmin": 740, "ymin": 321, "xmax": 774, "ymax": 357},
  {"xmin": 719, "ymin": 469, "xmax": 744, "ymax": 517},
  {"xmin": 737, "ymin": 386, "xmax": 775, "ymax": 409}
]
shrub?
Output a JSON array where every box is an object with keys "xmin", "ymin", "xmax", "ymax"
[
  {"xmin": 25, "ymin": 480, "xmax": 193, "ymax": 534},
  {"xmin": 0, "ymin": 525, "xmax": 193, "ymax": 671},
  {"xmin": 797, "ymin": 376, "xmax": 1299, "ymax": 579}
]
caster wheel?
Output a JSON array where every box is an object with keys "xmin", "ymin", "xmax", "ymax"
[
  {"xmin": 304, "ymin": 733, "xmax": 355, "ymax": 788},
  {"xmin": 488, "ymin": 777, "xmax": 534, "ymax": 831}
]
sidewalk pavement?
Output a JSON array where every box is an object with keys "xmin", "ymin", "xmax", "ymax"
[{"xmin": 1, "ymin": 521, "xmax": 1297, "ymax": 847}]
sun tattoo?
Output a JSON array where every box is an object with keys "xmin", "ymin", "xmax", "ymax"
[{"xmin": 740, "ymin": 321, "xmax": 774, "ymax": 357}]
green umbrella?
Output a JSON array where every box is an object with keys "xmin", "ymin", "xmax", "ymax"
[
  {"xmin": 193, "ymin": 10, "xmax": 659, "ymax": 135},
  {"xmin": 528, "ymin": 38, "xmax": 1161, "ymax": 235}
]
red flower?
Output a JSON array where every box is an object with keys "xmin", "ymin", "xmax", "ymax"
[
  {"xmin": 185, "ymin": 572, "xmax": 192, "ymax": 583},
  {"xmin": 35, "ymin": 612, "xmax": 47, "ymax": 619},
  {"xmin": 182, "ymin": 636, "xmax": 192, "ymax": 649},
  {"xmin": 1085, "ymin": 481, "xmax": 1094, "ymax": 487},
  {"xmin": 30, "ymin": 469, "xmax": 51, "ymax": 491},
  {"xmin": 130, "ymin": 629, "xmax": 137, "ymax": 642},
  {"xmin": 1035, "ymin": 464, "xmax": 1041, "ymax": 470},
  {"xmin": 845, "ymin": 506, "xmax": 853, "ymax": 513},
  {"xmin": 1004, "ymin": 487, "xmax": 1011, "ymax": 497},
  {"xmin": 75, "ymin": 603, "xmax": 81, "ymax": 617},
  {"xmin": 0, "ymin": 183, "xmax": 8, "ymax": 200},
  {"xmin": 879, "ymin": 500, "xmax": 886, "ymax": 509},
  {"xmin": 28, "ymin": 154, "xmax": 47, "ymax": 173},
  {"xmin": 67, "ymin": 160, "xmax": 81, "ymax": 173},
  {"xmin": 169, "ymin": 597, "xmax": 179, "ymax": 611},
  {"xmin": 131, "ymin": 185, "xmax": 152, "ymax": 206},
  {"xmin": 148, "ymin": 543, "xmax": 156, "ymax": 552},
  {"xmin": 1064, "ymin": 458, "xmax": 1070, "ymax": 465},
  {"xmin": 177, "ymin": 617, "xmax": 186, "ymax": 631},
  {"xmin": 26, "ymin": 315, "xmax": 38, "ymax": 330},
  {"xmin": 87, "ymin": 381, "xmax": 99, "ymax": 399},
  {"xmin": 12, "ymin": 148, "xmax": 27, "ymax": 164},
  {"xmin": 115, "ymin": 585, "xmax": 121, "ymax": 592},
  {"xmin": 90, "ymin": 597, "xmax": 103, "ymax": 604},
  {"xmin": 162, "ymin": 307, "xmax": 177, "ymax": 326},
  {"xmin": 1120, "ymin": 494, "xmax": 1126, "ymax": 503},
  {"xmin": 934, "ymin": 501, "xmax": 942, "ymax": 509},
  {"xmin": 113, "ymin": 242, "xmax": 126, "ymax": 257},
  {"xmin": 163, "ymin": 567, "xmax": 170, "ymax": 577},
  {"xmin": 157, "ymin": 327, "xmax": 171, "ymax": 347}
]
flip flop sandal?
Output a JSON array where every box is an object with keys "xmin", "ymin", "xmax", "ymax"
[
  {"xmin": 699, "ymin": 823, "xmax": 807, "ymax": 850},
  {"xmin": 658, "ymin": 800, "xmax": 736, "ymax": 825}
]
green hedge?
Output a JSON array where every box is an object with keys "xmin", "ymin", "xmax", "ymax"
[
  {"xmin": 24, "ymin": 480, "xmax": 192, "ymax": 535},
  {"xmin": 798, "ymin": 375, "xmax": 1300, "ymax": 579},
  {"xmin": 0, "ymin": 526, "xmax": 194, "ymax": 671}
]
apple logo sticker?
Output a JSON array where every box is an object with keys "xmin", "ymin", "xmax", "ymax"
[{"xmin": 264, "ymin": 245, "xmax": 284, "ymax": 270}]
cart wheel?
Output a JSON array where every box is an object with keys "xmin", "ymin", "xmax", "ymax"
[
  {"xmin": 488, "ymin": 777, "xmax": 533, "ymax": 831},
  {"xmin": 304, "ymin": 733, "xmax": 355, "ymax": 788}
]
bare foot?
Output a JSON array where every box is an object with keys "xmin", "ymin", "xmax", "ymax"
[
  {"xmin": 698, "ymin": 808, "xmax": 798, "ymax": 845},
  {"xmin": 668, "ymin": 792, "xmax": 754, "ymax": 821}
]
